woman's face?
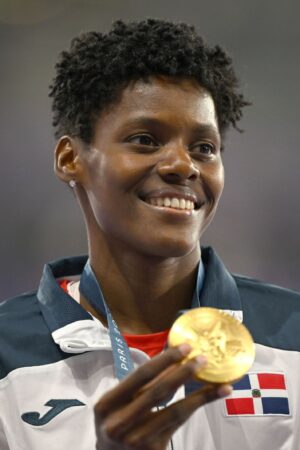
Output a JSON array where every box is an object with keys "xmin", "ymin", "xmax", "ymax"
[{"xmin": 77, "ymin": 76, "xmax": 224, "ymax": 258}]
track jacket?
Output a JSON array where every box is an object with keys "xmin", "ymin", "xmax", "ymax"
[{"xmin": 0, "ymin": 247, "xmax": 299, "ymax": 450}]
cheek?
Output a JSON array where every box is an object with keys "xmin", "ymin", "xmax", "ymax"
[
  {"xmin": 204, "ymin": 163, "xmax": 225, "ymax": 203},
  {"xmin": 216, "ymin": 165, "xmax": 225, "ymax": 198},
  {"xmin": 101, "ymin": 154, "xmax": 151, "ymax": 192},
  {"xmin": 86, "ymin": 157, "xmax": 146, "ymax": 222}
]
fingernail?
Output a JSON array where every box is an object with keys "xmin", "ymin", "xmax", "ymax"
[
  {"xmin": 217, "ymin": 385, "xmax": 232, "ymax": 398},
  {"xmin": 194, "ymin": 355, "xmax": 207, "ymax": 366},
  {"xmin": 178, "ymin": 343, "xmax": 192, "ymax": 356}
]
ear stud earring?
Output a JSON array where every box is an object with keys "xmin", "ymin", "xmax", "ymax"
[{"xmin": 69, "ymin": 180, "xmax": 76, "ymax": 188}]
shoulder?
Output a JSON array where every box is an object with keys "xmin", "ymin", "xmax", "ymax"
[
  {"xmin": 0, "ymin": 255, "xmax": 90, "ymax": 381},
  {"xmin": 234, "ymin": 272, "xmax": 300, "ymax": 302},
  {"xmin": 233, "ymin": 274, "xmax": 300, "ymax": 351},
  {"xmin": 0, "ymin": 290, "xmax": 39, "ymax": 328},
  {"xmin": 234, "ymin": 273, "xmax": 300, "ymax": 310},
  {"xmin": 0, "ymin": 292, "xmax": 69, "ymax": 381}
]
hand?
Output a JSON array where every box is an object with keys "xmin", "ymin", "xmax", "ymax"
[{"xmin": 94, "ymin": 344, "xmax": 232, "ymax": 450}]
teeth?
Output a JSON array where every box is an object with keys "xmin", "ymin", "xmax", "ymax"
[
  {"xmin": 171, "ymin": 198, "xmax": 180, "ymax": 208},
  {"xmin": 147, "ymin": 197, "xmax": 195, "ymax": 210},
  {"xmin": 179, "ymin": 199, "xmax": 185, "ymax": 209}
]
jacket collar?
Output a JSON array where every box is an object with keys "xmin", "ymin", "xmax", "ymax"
[
  {"xmin": 37, "ymin": 255, "xmax": 91, "ymax": 334},
  {"xmin": 201, "ymin": 247, "xmax": 242, "ymax": 313},
  {"xmin": 36, "ymin": 247, "xmax": 242, "ymax": 353}
]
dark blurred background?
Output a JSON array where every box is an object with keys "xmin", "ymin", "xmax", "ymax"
[{"xmin": 1, "ymin": 0, "xmax": 299, "ymax": 299}]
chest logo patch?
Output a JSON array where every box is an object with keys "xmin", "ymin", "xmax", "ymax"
[
  {"xmin": 224, "ymin": 372, "xmax": 290, "ymax": 416},
  {"xmin": 21, "ymin": 399, "xmax": 85, "ymax": 426}
]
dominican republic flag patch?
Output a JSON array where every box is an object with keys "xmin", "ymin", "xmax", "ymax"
[{"xmin": 225, "ymin": 372, "xmax": 290, "ymax": 416}]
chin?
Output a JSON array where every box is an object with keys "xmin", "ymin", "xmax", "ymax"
[{"xmin": 139, "ymin": 236, "xmax": 200, "ymax": 259}]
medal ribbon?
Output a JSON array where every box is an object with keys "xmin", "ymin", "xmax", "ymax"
[
  {"xmin": 79, "ymin": 260, "xmax": 204, "ymax": 380},
  {"xmin": 79, "ymin": 261, "xmax": 134, "ymax": 379}
]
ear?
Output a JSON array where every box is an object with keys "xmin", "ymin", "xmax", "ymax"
[{"xmin": 54, "ymin": 136, "xmax": 84, "ymax": 184}]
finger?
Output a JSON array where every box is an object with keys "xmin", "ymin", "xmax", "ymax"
[
  {"xmin": 154, "ymin": 383, "xmax": 232, "ymax": 433},
  {"xmin": 102, "ymin": 356, "xmax": 207, "ymax": 440},
  {"xmin": 95, "ymin": 344, "xmax": 192, "ymax": 418},
  {"xmin": 123, "ymin": 384, "xmax": 232, "ymax": 448},
  {"xmin": 130, "ymin": 356, "xmax": 207, "ymax": 414}
]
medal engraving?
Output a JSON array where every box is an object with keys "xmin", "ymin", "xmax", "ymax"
[{"xmin": 168, "ymin": 307, "xmax": 255, "ymax": 384}]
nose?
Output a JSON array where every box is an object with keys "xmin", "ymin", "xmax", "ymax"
[{"xmin": 157, "ymin": 144, "xmax": 200, "ymax": 182}]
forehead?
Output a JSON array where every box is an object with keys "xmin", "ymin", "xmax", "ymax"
[{"xmin": 93, "ymin": 76, "xmax": 219, "ymax": 139}]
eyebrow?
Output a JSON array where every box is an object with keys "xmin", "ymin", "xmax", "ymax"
[{"xmin": 120, "ymin": 116, "xmax": 220, "ymax": 139}]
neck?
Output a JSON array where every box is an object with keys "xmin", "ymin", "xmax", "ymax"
[
  {"xmin": 76, "ymin": 189, "xmax": 201, "ymax": 334},
  {"xmin": 84, "ymin": 238, "xmax": 200, "ymax": 334}
]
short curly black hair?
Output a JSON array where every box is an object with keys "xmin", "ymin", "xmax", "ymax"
[{"xmin": 49, "ymin": 19, "xmax": 249, "ymax": 143}]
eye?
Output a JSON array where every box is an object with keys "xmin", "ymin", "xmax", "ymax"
[
  {"xmin": 191, "ymin": 142, "xmax": 216, "ymax": 156},
  {"xmin": 127, "ymin": 134, "xmax": 158, "ymax": 147}
]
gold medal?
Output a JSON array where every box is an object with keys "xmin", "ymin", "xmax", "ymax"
[{"xmin": 168, "ymin": 307, "xmax": 255, "ymax": 384}]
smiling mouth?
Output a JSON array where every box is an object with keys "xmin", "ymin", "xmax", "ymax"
[{"xmin": 142, "ymin": 196, "xmax": 202, "ymax": 211}]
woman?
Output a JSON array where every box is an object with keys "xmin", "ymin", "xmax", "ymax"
[{"xmin": 1, "ymin": 19, "xmax": 299, "ymax": 450}]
